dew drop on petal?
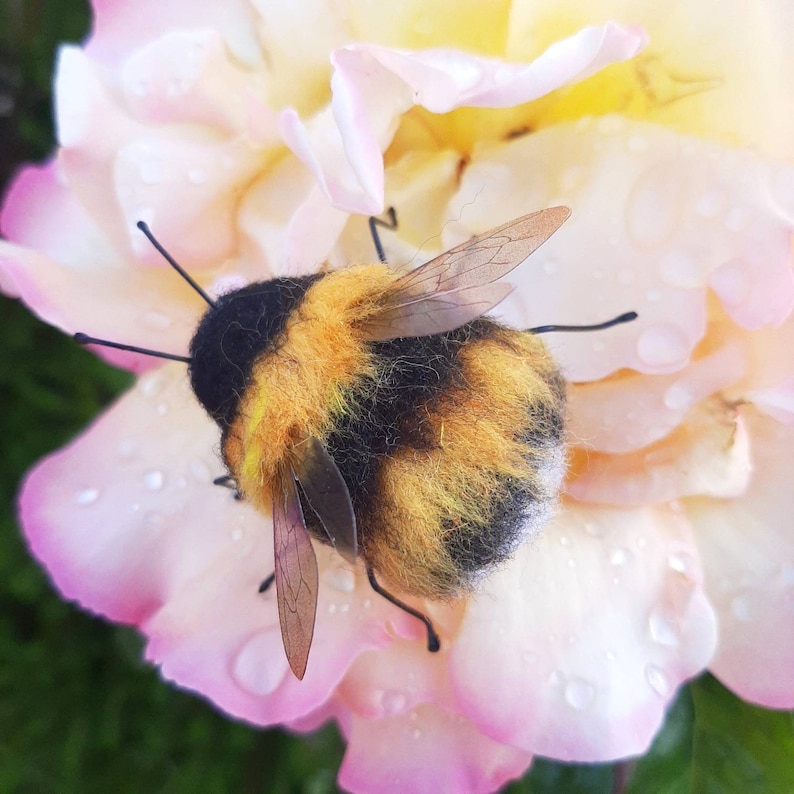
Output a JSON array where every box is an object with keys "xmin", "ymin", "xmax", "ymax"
[
  {"xmin": 659, "ymin": 250, "xmax": 700, "ymax": 288},
  {"xmin": 663, "ymin": 382, "xmax": 694, "ymax": 411},
  {"xmin": 543, "ymin": 259, "xmax": 559, "ymax": 276},
  {"xmin": 143, "ymin": 469, "xmax": 165, "ymax": 491},
  {"xmin": 730, "ymin": 592, "xmax": 755, "ymax": 622},
  {"xmin": 75, "ymin": 488, "xmax": 100, "ymax": 505},
  {"xmin": 668, "ymin": 552, "xmax": 695, "ymax": 575},
  {"xmin": 609, "ymin": 547, "xmax": 632, "ymax": 567},
  {"xmin": 187, "ymin": 167, "xmax": 207, "ymax": 185},
  {"xmin": 328, "ymin": 603, "xmax": 338, "ymax": 615},
  {"xmin": 695, "ymin": 189, "xmax": 725, "ymax": 218},
  {"xmin": 710, "ymin": 259, "xmax": 751, "ymax": 306},
  {"xmin": 232, "ymin": 628, "xmax": 289, "ymax": 696},
  {"xmin": 636, "ymin": 325, "xmax": 690, "ymax": 368},
  {"xmin": 138, "ymin": 160, "xmax": 165, "ymax": 185},
  {"xmin": 645, "ymin": 663, "xmax": 671, "ymax": 697},
  {"xmin": 563, "ymin": 677, "xmax": 596, "ymax": 711},
  {"xmin": 325, "ymin": 567, "xmax": 355, "ymax": 593},
  {"xmin": 380, "ymin": 690, "xmax": 408, "ymax": 716},
  {"xmin": 584, "ymin": 520, "xmax": 605, "ymax": 538},
  {"xmin": 230, "ymin": 527, "xmax": 244, "ymax": 541},
  {"xmin": 411, "ymin": 728, "xmax": 423, "ymax": 741},
  {"xmin": 648, "ymin": 607, "xmax": 680, "ymax": 647},
  {"xmin": 156, "ymin": 402, "xmax": 169, "ymax": 416},
  {"xmin": 117, "ymin": 439, "xmax": 137, "ymax": 460}
]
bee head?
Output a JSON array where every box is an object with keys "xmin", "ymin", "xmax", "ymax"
[{"xmin": 189, "ymin": 275, "xmax": 321, "ymax": 428}]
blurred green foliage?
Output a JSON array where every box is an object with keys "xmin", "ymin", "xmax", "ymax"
[{"xmin": 1, "ymin": 1, "xmax": 793, "ymax": 792}]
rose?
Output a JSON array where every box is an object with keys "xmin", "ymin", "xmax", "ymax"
[{"xmin": 2, "ymin": 1, "xmax": 793, "ymax": 792}]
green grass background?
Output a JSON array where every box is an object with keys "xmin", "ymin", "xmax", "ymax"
[{"xmin": 1, "ymin": 2, "xmax": 793, "ymax": 792}]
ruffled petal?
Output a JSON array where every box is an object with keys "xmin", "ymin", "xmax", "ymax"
[
  {"xmin": 689, "ymin": 410, "xmax": 794, "ymax": 708},
  {"xmin": 281, "ymin": 23, "xmax": 647, "ymax": 213},
  {"xmin": 450, "ymin": 503, "xmax": 716, "ymax": 762},
  {"xmin": 567, "ymin": 398, "xmax": 752, "ymax": 504},
  {"xmin": 444, "ymin": 117, "xmax": 794, "ymax": 380},
  {"xmin": 338, "ymin": 704, "xmax": 532, "ymax": 794}
]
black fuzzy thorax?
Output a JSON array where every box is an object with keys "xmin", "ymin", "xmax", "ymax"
[{"xmin": 189, "ymin": 275, "xmax": 320, "ymax": 427}]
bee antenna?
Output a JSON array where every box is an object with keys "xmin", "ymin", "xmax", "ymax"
[
  {"xmin": 136, "ymin": 221, "xmax": 216, "ymax": 308},
  {"xmin": 74, "ymin": 332, "xmax": 192, "ymax": 364},
  {"xmin": 529, "ymin": 310, "xmax": 638, "ymax": 335},
  {"xmin": 368, "ymin": 207, "xmax": 398, "ymax": 264},
  {"xmin": 366, "ymin": 564, "xmax": 441, "ymax": 653}
]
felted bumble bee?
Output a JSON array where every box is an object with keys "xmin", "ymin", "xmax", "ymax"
[{"xmin": 76, "ymin": 207, "xmax": 636, "ymax": 679}]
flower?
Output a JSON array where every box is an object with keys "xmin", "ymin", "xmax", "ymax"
[{"xmin": 3, "ymin": 1, "xmax": 794, "ymax": 792}]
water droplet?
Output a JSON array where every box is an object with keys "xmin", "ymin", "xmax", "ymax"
[
  {"xmin": 695, "ymin": 190, "xmax": 725, "ymax": 218},
  {"xmin": 659, "ymin": 250, "xmax": 700, "ymax": 288},
  {"xmin": 363, "ymin": 599, "xmax": 372, "ymax": 609},
  {"xmin": 117, "ymin": 439, "xmax": 137, "ymax": 459},
  {"xmin": 411, "ymin": 728, "xmax": 422, "ymax": 740},
  {"xmin": 139, "ymin": 372, "xmax": 165, "ymax": 398},
  {"xmin": 187, "ymin": 167, "xmax": 207, "ymax": 184},
  {"xmin": 543, "ymin": 259, "xmax": 559, "ymax": 276},
  {"xmin": 380, "ymin": 690, "xmax": 408, "ymax": 716},
  {"xmin": 140, "ymin": 310, "xmax": 172, "ymax": 330},
  {"xmin": 230, "ymin": 528, "xmax": 244, "ymax": 541},
  {"xmin": 325, "ymin": 567, "xmax": 355, "ymax": 593},
  {"xmin": 75, "ymin": 488, "xmax": 100, "ymax": 505},
  {"xmin": 190, "ymin": 460, "xmax": 211, "ymax": 482},
  {"xmin": 138, "ymin": 160, "xmax": 165, "ymax": 185},
  {"xmin": 596, "ymin": 115, "xmax": 623, "ymax": 135},
  {"xmin": 591, "ymin": 339, "xmax": 605, "ymax": 353},
  {"xmin": 636, "ymin": 325, "xmax": 690, "ymax": 368},
  {"xmin": 646, "ymin": 288, "xmax": 662, "ymax": 303},
  {"xmin": 636, "ymin": 535, "xmax": 648, "ymax": 549},
  {"xmin": 663, "ymin": 383, "xmax": 694, "ymax": 411},
  {"xmin": 668, "ymin": 552, "xmax": 695, "ymax": 575},
  {"xmin": 327, "ymin": 603, "xmax": 338, "ymax": 615},
  {"xmin": 144, "ymin": 510, "xmax": 164, "ymax": 528},
  {"xmin": 617, "ymin": 267, "xmax": 635, "ymax": 285},
  {"xmin": 143, "ymin": 470, "xmax": 164, "ymax": 491},
  {"xmin": 559, "ymin": 535, "xmax": 571, "ymax": 547},
  {"xmin": 645, "ymin": 664, "xmax": 671, "ymax": 696},
  {"xmin": 522, "ymin": 651, "xmax": 538, "ymax": 665},
  {"xmin": 156, "ymin": 402, "xmax": 169, "ymax": 416},
  {"xmin": 609, "ymin": 547, "xmax": 632, "ymax": 567},
  {"xmin": 648, "ymin": 607, "xmax": 680, "ymax": 647},
  {"xmin": 232, "ymin": 628, "xmax": 289, "ymax": 695},
  {"xmin": 730, "ymin": 592, "xmax": 754, "ymax": 621},
  {"xmin": 340, "ymin": 603, "xmax": 350, "ymax": 613},
  {"xmin": 564, "ymin": 677, "xmax": 596, "ymax": 710},
  {"xmin": 584, "ymin": 520, "xmax": 605, "ymax": 538}
]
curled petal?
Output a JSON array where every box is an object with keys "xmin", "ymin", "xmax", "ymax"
[
  {"xmin": 567, "ymin": 398, "xmax": 752, "ymax": 504},
  {"xmin": 281, "ymin": 23, "xmax": 647, "ymax": 213},
  {"xmin": 450, "ymin": 503, "xmax": 716, "ymax": 762},
  {"xmin": 690, "ymin": 410, "xmax": 794, "ymax": 708}
]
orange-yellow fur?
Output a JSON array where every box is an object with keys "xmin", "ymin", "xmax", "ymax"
[
  {"xmin": 223, "ymin": 265, "xmax": 395, "ymax": 511},
  {"xmin": 366, "ymin": 331, "xmax": 564, "ymax": 597},
  {"xmin": 223, "ymin": 265, "xmax": 565, "ymax": 598}
]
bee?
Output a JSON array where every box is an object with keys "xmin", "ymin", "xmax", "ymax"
[{"xmin": 76, "ymin": 207, "xmax": 636, "ymax": 679}]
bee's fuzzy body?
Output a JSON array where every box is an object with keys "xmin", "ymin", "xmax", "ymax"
[{"xmin": 190, "ymin": 264, "xmax": 567, "ymax": 599}]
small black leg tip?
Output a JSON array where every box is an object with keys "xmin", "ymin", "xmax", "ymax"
[
  {"xmin": 258, "ymin": 573, "xmax": 275, "ymax": 593},
  {"xmin": 427, "ymin": 634, "xmax": 441, "ymax": 653}
]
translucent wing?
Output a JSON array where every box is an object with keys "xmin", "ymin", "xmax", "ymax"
[
  {"xmin": 292, "ymin": 436, "xmax": 358, "ymax": 565},
  {"xmin": 273, "ymin": 469, "xmax": 319, "ymax": 680},
  {"xmin": 361, "ymin": 206, "xmax": 570, "ymax": 341}
]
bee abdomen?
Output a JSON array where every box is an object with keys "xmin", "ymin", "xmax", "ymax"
[{"xmin": 326, "ymin": 322, "xmax": 567, "ymax": 599}]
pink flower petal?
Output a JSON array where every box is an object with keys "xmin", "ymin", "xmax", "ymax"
[
  {"xmin": 689, "ymin": 409, "xmax": 794, "ymax": 708},
  {"xmin": 338, "ymin": 704, "xmax": 532, "ymax": 794},
  {"xmin": 89, "ymin": 0, "xmax": 262, "ymax": 68},
  {"xmin": 567, "ymin": 398, "xmax": 752, "ymax": 505},
  {"xmin": 120, "ymin": 30, "xmax": 273, "ymax": 135},
  {"xmin": 450, "ymin": 503, "xmax": 716, "ymax": 762},
  {"xmin": 444, "ymin": 117, "xmax": 794, "ymax": 380},
  {"xmin": 19, "ymin": 365, "xmax": 229, "ymax": 623},
  {"xmin": 0, "ymin": 163, "xmax": 204, "ymax": 371},
  {"xmin": 282, "ymin": 23, "xmax": 647, "ymax": 213}
]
